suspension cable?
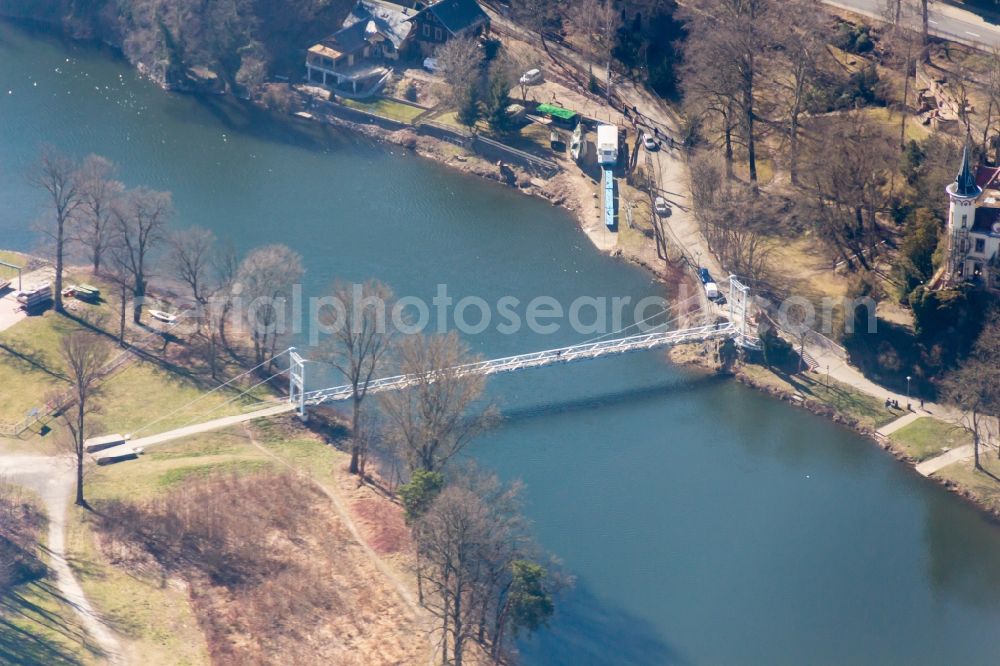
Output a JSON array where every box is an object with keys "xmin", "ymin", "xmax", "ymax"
[{"xmin": 128, "ymin": 348, "xmax": 292, "ymax": 437}]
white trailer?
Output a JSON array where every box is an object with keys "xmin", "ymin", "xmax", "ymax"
[{"xmin": 597, "ymin": 124, "xmax": 618, "ymax": 166}]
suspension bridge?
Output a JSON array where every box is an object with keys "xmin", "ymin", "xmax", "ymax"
[{"xmin": 90, "ymin": 277, "xmax": 758, "ymax": 464}]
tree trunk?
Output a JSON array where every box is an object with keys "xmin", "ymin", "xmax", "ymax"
[
  {"xmin": 744, "ymin": 90, "xmax": 758, "ymax": 184},
  {"xmin": 75, "ymin": 404, "xmax": 85, "ymax": 506},
  {"xmin": 921, "ymin": 0, "xmax": 930, "ymax": 63},
  {"xmin": 55, "ymin": 222, "xmax": 65, "ymax": 313},
  {"xmin": 132, "ymin": 282, "xmax": 145, "ymax": 324},
  {"xmin": 349, "ymin": 397, "xmax": 361, "ymax": 474},
  {"xmin": 118, "ymin": 282, "xmax": 128, "ymax": 347},
  {"xmin": 899, "ymin": 56, "xmax": 912, "ymax": 150},
  {"xmin": 789, "ymin": 112, "xmax": 800, "ymax": 185}
]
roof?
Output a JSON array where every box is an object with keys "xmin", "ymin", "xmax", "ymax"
[
  {"xmin": 309, "ymin": 43, "xmax": 343, "ymax": 59},
  {"xmin": 536, "ymin": 103, "xmax": 577, "ymax": 121},
  {"xmin": 955, "ymin": 143, "xmax": 981, "ymax": 198},
  {"xmin": 310, "ymin": 0, "xmax": 412, "ymax": 59},
  {"xmin": 977, "ymin": 164, "xmax": 1000, "ymax": 190},
  {"xmin": 410, "ymin": 0, "xmax": 487, "ymax": 35},
  {"xmin": 972, "ymin": 206, "xmax": 1000, "ymax": 235}
]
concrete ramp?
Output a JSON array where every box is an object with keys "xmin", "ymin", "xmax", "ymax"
[{"xmin": 93, "ymin": 402, "xmax": 296, "ymax": 464}]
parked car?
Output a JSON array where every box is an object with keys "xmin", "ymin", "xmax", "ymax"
[
  {"xmin": 423, "ymin": 57, "xmax": 443, "ymax": 73},
  {"xmin": 642, "ymin": 133, "xmax": 659, "ymax": 151},
  {"xmin": 654, "ymin": 196, "xmax": 670, "ymax": 217},
  {"xmin": 698, "ymin": 267, "xmax": 713, "ymax": 284},
  {"xmin": 519, "ymin": 68, "xmax": 543, "ymax": 85}
]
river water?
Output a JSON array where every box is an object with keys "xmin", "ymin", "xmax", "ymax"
[{"xmin": 3, "ymin": 21, "xmax": 1000, "ymax": 665}]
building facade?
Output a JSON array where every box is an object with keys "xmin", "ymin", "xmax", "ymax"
[
  {"xmin": 407, "ymin": 0, "xmax": 489, "ymax": 56},
  {"xmin": 945, "ymin": 146, "xmax": 1000, "ymax": 290},
  {"xmin": 305, "ymin": 0, "xmax": 413, "ymax": 96}
]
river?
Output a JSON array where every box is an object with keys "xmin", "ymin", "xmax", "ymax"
[{"xmin": 3, "ymin": 20, "xmax": 1000, "ymax": 665}]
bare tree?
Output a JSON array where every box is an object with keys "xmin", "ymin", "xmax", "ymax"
[
  {"xmin": 112, "ymin": 186, "xmax": 171, "ymax": 324},
  {"xmin": 436, "ymin": 35, "xmax": 483, "ymax": 107},
  {"xmin": 236, "ymin": 244, "xmax": 304, "ymax": 368},
  {"xmin": 920, "ymin": 0, "xmax": 931, "ymax": 63},
  {"xmin": 318, "ymin": 280, "xmax": 397, "ymax": 475},
  {"xmin": 104, "ymin": 246, "xmax": 133, "ymax": 346},
  {"xmin": 679, "ymin": 0, "xmax": 783, "ymax": 186},
  {"xmin": 573, "ymin": 0, "xmax": 621, "ymax": 101},
  {"xmin": 773, "ymin": 4, "xmax": 824, "ymax": 183},
  {"xmin": 75, "ymin": 154, "xmax": 124, "ymax": 274},
  {"xmin": 59, "ymin": 331, "xmax": 111, "ymax": 506},
  {"xmin": 413, "ymin": 468, "xmax": 553, "ymax": 665},
  {"xmin": 981, "ymin": 45, "xmax": 1000, "ymax": 157},
  {"xmin": 168, "ymin": 227, "xmax": 216, "ymax": 317},
  {"xmin": 945, "ymin": 312, "xmax": 1000, "ymax": 468},
  {"xmin": 379, "ymin": 332, "xmax": 497, "ymax": 475},
  {"xmin": 210, "ymin": 240, "xmax": 240, "ymax": 366},
  {"xmin": 31, "ymin": 148, "xmax": 84, "ymax": 313},
  {"xmin": 802, "ymin": 113, "xmax": 895, "ymax": 269}
]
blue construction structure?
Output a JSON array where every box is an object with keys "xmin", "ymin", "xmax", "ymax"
[{"xmin": 603, "ymin": 167, "xmax": 615, "ymax": 230}]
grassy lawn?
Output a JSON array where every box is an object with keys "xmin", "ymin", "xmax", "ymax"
[
  {"xmin": 62, "ymin": 429, "xmax": 311, "ymax": 664},
  {"xmin": 741, "ymin": 363, "xmax": 897, "ymax": 430},
  {"xmin": 0, "ymin": 305, "xmax": 276, "ymax": 446},
  {"xmin": 58, "ymin": 424, "xmax": 345, "ymax": 664},
  {"xmin": 936, "ymin": 455, "xmax": 1000, "ymax": 516},
  {"xmin": 0, "ymin": 250, "xmax": 27, "ymax": 272},
  {"xmin": 889, "ymin": 417, "xmax": 972, "ymax": 462},
  {"xmin": 1, "ymin": 577, "xmax": 103, "ymax": 666},
  {"xmin": 0, "ymin": 489, "xmax": 102, "ymax": 666},
  {"xmin": 339, "ymin": 97, "xmax": 424, "ymax": 123}
]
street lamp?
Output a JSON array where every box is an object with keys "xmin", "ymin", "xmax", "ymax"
[{"xmin": 906, "ymin": 375, "xmax": 912, "ymax": 404}]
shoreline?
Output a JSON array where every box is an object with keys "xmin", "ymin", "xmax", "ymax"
[{"xmin": 2, "ymin": 12, "xmax": 999, "ymax": 524}]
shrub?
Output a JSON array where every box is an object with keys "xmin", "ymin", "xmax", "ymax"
[
  {"xmin": 398, "ymin": 469, "xmax": 443, "ymax": 522},
  {"xmin": 404, "ymin": 81, "xmax": 419, "ymax": 102}
]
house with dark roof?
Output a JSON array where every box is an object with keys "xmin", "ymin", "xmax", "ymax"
[
  {"xmin": 944, "ymin": 146, "xmax": 1000, "ymax": 290},
  {"xmin": 306, "ymin": 0, "xmax": 414, "ymax": 97},
  {"xmin": 407, "ymin": 0, "xmax": 490, "ymax": 56}
]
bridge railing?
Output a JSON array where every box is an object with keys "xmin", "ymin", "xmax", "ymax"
[{"xmin": 303, "ymin": 322, "xmax": 737, "ymax": 405}]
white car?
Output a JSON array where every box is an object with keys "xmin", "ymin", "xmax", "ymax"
[
  {"xmin": 423, "ymin": 57, "xmax": 443, "ymax": 73},
  {"xmin": 654, "ymin": 196, "xmax": 670, "ymax": 217},
  {"xmin": 642, "ymin": 133, "xmax": 659, "ymax": 151},
  {"xmin": 519, "ymin": 68, "xmax": 543, "ymax": 85}
]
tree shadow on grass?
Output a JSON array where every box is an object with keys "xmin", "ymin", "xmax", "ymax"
[
  {"xmin": 0, "ymin": 342, "xmax": 66, "ymax": 382},
  {"xmin": 0, "ymin": 578, "xmax": 105, "ymax": 666}
]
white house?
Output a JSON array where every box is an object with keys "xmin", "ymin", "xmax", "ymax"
[
  {"xmin": 945, "ymin": 145, "xmax": 1000, "ymax": 290},
  {"xmin": 305, "ymin": 0, "xmax": 413, "ymax": 97}
]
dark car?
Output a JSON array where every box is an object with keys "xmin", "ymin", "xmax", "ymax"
[{"xmin": 698, "ymin": 267, "xmax": 713, "ymax": 284}]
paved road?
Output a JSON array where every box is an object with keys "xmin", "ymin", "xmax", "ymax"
[{"xmin": 826, "ymin": 0, "xmax": 1000, "ymax": 48}]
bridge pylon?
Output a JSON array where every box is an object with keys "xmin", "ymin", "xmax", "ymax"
[
  {"xmin": 289, "ymin": 348, "xmax": 307, "ymax": 420},
  {"xmin": 728, "ymin": 276, "xmax": 760, "ymax": 349}
]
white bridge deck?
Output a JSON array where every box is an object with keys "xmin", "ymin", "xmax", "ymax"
[
  {"xmin": 95, "ymin": 278, "xmax": 758, "ymax": 462},
  {"xmin": 301, "ymin": 321, "xmax": 745, "ymax": 406}
]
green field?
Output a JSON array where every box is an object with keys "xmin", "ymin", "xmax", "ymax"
[
  {"xmin": 742, "ymin": 364, "xmax": 898, "ymax": 431},
  {"xmin": 0, "ymin": 302, "xmax": 276, "ymax": 447},
  {"xmin": 889, "ymin": 417, "xmax": 972, "ymax": 461},
  {"xmin": 340, "ymin": 97, "xmax": 425, "ymax": 123}
]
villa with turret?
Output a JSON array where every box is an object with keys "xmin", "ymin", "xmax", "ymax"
[{"xmin": 945, "ymin": 146, "xmax": 1000, "ymax": 290}]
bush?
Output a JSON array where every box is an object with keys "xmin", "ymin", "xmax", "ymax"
[
  {"xmin": 398, "ymin": 470, "xmax": 443, "ymax": 522},
  {"xmin": 894, "ymin": 208, "xmax": 942, "ymax": 300},
  {"xmin": 404, "ymin": 81, "xmax": 419, "ymax": 103},
  {"xmin": 833, "ymin": 22, "xmax": 874, "ymax": 54},
  {"xmin": 909, "ymin": 284, "xmax": 988, "ymax": 361}
]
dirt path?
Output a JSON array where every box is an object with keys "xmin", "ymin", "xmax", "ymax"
[{"xmin": 0, "ymin": 454, "xmax": 126, "ymax": 665}]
